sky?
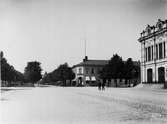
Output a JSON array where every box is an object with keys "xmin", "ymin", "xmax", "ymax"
[{"xmin": 0, "ymin": 0, "xmax": 167, "ymax": 73}]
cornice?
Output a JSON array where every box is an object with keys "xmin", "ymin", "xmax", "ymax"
[{"xmin": 138, "ymin": 28, "xmax": 167, "ymax": 43}]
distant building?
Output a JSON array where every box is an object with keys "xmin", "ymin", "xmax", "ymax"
[
  {"xmin": 72, "ymin": 56, "xmax": 108, "ymax": 86},
  {"xmin": 138, "ymin": 19, "xmax": 167, "ymax": 83}
]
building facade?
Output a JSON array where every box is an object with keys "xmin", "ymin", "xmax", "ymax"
[
  {"xmin": 138, "ymin": 19, "xmax": 167, "ymax": 83},
  {"xmin": 72, "ymin": 56, "xmax": 108, "ymax": 86}
]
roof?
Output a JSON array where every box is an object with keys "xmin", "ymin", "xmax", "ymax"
[
  {"xmin": 73, "ymin": 60, "xmax": 109, "ymax": 68},
  {"xmin": 72, "ymin": 59, "xmax": 140, "ymax": 68}
]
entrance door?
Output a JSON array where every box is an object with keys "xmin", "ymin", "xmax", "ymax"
[
  {"xmin": 147, "ymin": 69, "xmax": 153, "ymax": 83},
  {"xmin": 78, "ymin": 77, "xmax": 83, "ymax": 86},
  {"xmin": 158, "ymin": 67, "xmax": 165, "ymax": 83}
]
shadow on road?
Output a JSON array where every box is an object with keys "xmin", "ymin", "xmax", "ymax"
[{"xmin": 1, "ymin": 88, "xmax": 31, "ymax": 93}]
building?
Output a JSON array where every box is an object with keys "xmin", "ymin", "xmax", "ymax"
[
  {"xmin": 72, "ymin": 56, "xmax": 108, "ymax": 86},
  {"xmin": 138, "ymin": 19, "xmax": 167, "ymax": 83}
]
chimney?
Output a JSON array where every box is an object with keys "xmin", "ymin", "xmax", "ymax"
[{"xmin": 83, "ymin": 56, "xmax": 88, "ymax": 62}]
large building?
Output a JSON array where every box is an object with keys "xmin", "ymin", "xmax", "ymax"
[
  {"xmin": 138, "ymin": 19, "xmax": 167, "ymax": 83},
  {"xmin": 72, "ymin": 56, "xmax": 108, "ymax": 86}
]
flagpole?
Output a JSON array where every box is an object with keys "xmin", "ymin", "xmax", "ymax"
[{"xmin": 85, "ymin": 38, "xmax": 86, "ymax": 57}]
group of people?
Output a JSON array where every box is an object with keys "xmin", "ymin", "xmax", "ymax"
[{"xmin": 97, "ymin": 80, "xmax": 105, "ymax": 91}]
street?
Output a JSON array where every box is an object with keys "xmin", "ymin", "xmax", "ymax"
[{"xmin": 1, "ymin": 86, "xmax": 167, "ymax": 124}]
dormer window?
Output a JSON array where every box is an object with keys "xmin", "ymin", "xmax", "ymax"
[
  {"xmin": 146, "ymin": 25, "xmax": 151, "ymax": 35},
  {"xmin": 147, "ymin": 28, "xmax": 151, "ymax": 34},
  {"xmin": 156, "ymin": 19, "xmax": 163, "ymax": 30},
  {"xmin": 158, "ymin": 23, "xmax": 162, "ymax": 30}
]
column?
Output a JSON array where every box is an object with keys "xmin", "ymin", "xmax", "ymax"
[{"xmin": 143, "ymin": 43, "xmax": 146, "ymax": 83}]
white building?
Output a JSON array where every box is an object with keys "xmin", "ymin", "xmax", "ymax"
[
  {"xmin": 138, "ymin": 19, "xmax": 167, "ymax": 83},
  {"xmin": 72, "ymin": 56, "xmax": 108, "ymax": 86}
]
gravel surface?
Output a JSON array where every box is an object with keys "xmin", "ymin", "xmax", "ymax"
[{"xmin": 0, "ymin": 86, "xmax": 167, "ymax": 124}]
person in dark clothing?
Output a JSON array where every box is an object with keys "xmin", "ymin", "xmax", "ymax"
[
  {"xmin": 97, "ymin": 80, "xmax": 101, "ymax": 91},
  {"xmin": 102, "ymin": 82, "xmax": 105, "ymax": 91}
]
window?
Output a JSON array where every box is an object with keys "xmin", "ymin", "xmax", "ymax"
[
  {"xmin": 147, "ymin": 28, "xmax": 151, "ymax": 34},
  {"xmin": 148, "ymin": 47, "xmax": 151, "ymax": 61},
  {"xmin": 85, "ymin": 68, "xmax": 89, "ymax": 74},
  {"xmin": 156, "ymin": 44, "xmax": 158, "ymax": 59},
  {"xmin": 145, "ymin": 48, "xmax": 147, "ymax": 62},
  {"xmin": 159, "ymin": 43, "xmax": 163, "ymax": 59},
  {"xmin": 158, "ymin": 23, "xmax": 162, "ymax": 30},
  {"xmin": 79, "ymin": 68, "xmax": 82, "ymax": 74},
  {"xmin": 152, "ymin": 46, "xmax": 154, "ymax": 60},
  {"xmin": 91, "ymin": 68, "xmax": 95, "ymax": 74},
  {"xmin": 97, "ymin": 68, "xmax": 101, "ymax": 74}
]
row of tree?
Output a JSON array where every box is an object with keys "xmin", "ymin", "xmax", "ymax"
[
  {"xmin": 1, "ymin": 52, "xmax": 42, "ymax": 86},
  {"xmin": 1, "ymin": 51, "xmax": 75, "ymax": 86},
  {"xmin": 24, "ymin": 61, "xmax": 42, "ymax": 84},
  {"xmin": 1, "ymin": 52, "xmax": 25, "ymax": 86},
  {"xmin": 1, "ymin": 51, "xmax": 139, "ymax": 87},
  {"xmin": 41, "ymin": 54, "xmax": 140, "ymax": 87},
  {"xmin": 99, "ymin": 54, "xmax": 140, "ymax": 87},
  {"xmin": 41, "ymin": 63, "xmax": 75, "ymax": 86}
]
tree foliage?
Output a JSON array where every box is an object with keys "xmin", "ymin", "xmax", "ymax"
[
  {"xmin": 99, "ymin": 54, "xmax": 140, "ymax": 87},
  {"xmin": 124, "ymin": 58, "xmax": 134, "ymax": 80},
  {"xmin": 41, "ymin": 63, "xmax": 75, "ymax": 86},
  {"xmin": 1, "ymin": 51, "xmax": 24, "ymax": 85},
  {"xmin": 109, "ymin": 54, "xmax": 124, "ymax": 79},
  {"xmin": 100, "ymin": 54, "xmax": 124, "ymax": 77},
  {"xmin": 24, "ymin": 61, "xmax": 42, "ymax": 83}
]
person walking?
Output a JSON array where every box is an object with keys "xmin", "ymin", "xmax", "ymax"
[
  {"xmin": 97, "ymin": 80, "xmax": 101, "ymax": 91},
  {"xmin": 102, "ymin": 82, "xmax": 105, "ymax": 91}
]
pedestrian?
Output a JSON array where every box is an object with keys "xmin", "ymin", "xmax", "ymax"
[
  {"xmin": 98, "ymin": 80, "xmax": 101, "ymax": 91},
  {"xmin": 102, "ymin": 82, "xmax": 105, "ymax": 91}
]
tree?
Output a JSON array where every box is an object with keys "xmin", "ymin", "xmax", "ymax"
[
  {"xmin": 124, "ymin": 59, "xmax": 141, "ymax": 87},
  {"xmin": 66, "ymin": 67, "xmax": 75, "ymax": 86},
  {"xmin": 124, "ymin": 58, "xmax": 134, "ymax": 87},
  {"xmin": 99, "ymin": 54, "xmax": 124, "ymax": 87},
  {"xmin": 133, "ymin": 63, "xmax": 140, "ymax": 86},
  {"xmin": 109, "ymin": 54, "xmax": 124, "ymax": 87},
  {"xmin": 54, "ymin": 63, "xmax": 75, "ymax": 86},
  {"xmin": 41, "ymin": 63, "xmax": 75, "ymax": 86},
  {"xmin": 24, "ymin": 61, "xmax": 42, "ymax": 84},
  {"xmin": 40, "ymin": 72, "xmax": 52, "ymax": 85},
  {"xmin": 1, "ymin": 51, "xmax": 25, "ymax": 86},
  {"xmin": 14, "ymin": 70, "xmax": 25, "ymax": 83},
  {"xmin": 99, "ymin": 64, "xmax": 110, "ymax": 82}
]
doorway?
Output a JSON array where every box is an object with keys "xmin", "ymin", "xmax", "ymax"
[
  {"xmin": 158, "ymin": 67, "xmax": 165, "ymax": 83},
  {"xmin": 147, "ymin": 69, "xmax": 153, "ymax": 83}
]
